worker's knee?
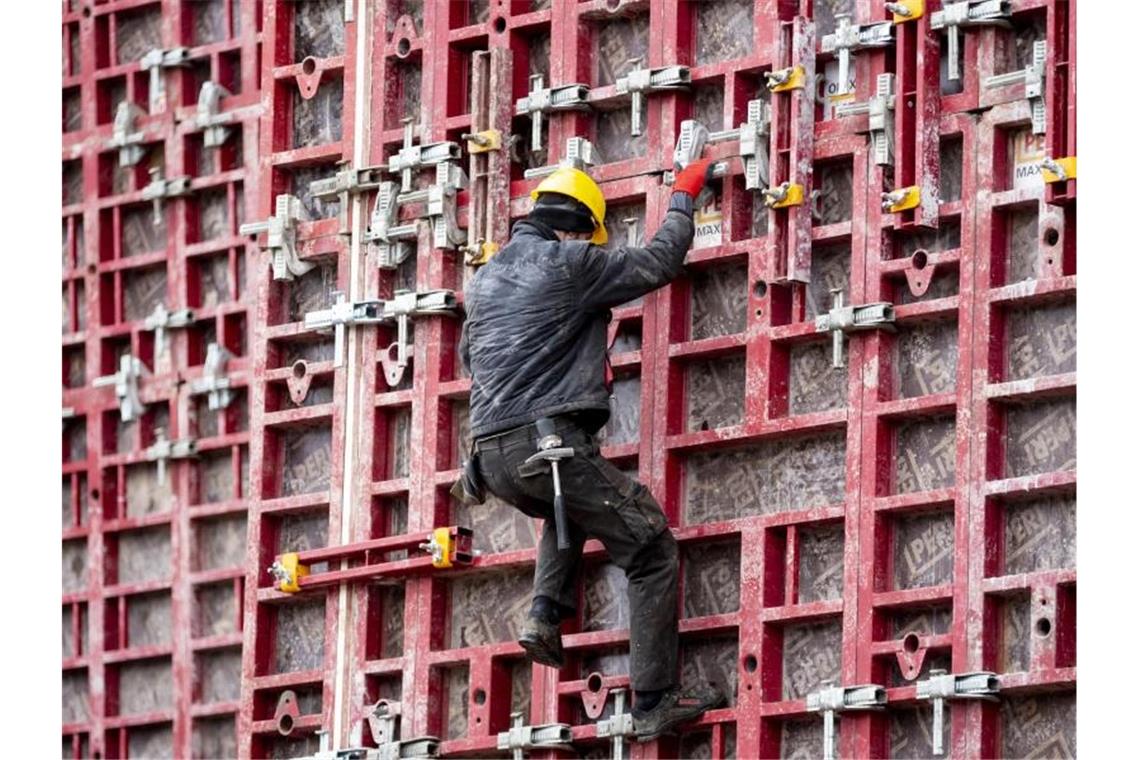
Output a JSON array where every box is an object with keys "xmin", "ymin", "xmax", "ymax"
[{"xmin": 629, "ymin": 525, "xmax": 678, "ymax": 579}]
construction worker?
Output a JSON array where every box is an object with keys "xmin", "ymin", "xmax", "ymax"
[{"xmin": 458, "ymin": 159, "xmax": 725, "ymax": 741}]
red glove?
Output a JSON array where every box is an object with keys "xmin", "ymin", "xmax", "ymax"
[{"xmin": 673, "ymin": 157, "xmax": 714, "ymax": 198}]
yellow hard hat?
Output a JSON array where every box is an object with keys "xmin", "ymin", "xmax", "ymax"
[{"xmin": 530, "ymin": 167, "xmax": 608, "ymax": 245}]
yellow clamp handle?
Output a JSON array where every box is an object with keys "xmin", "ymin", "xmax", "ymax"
[
  {"xmin": 884, "ymin": 186, "xmax": 921, "ymax": 214},
  {"xmin": 274, "ymin": 552, "xmax": 309, "ymax": 594},
  {"xmin": 889, "ymin": 0, "xmax": 925, "ymax": 23},
  {"xmin": 466, "ymin": 240, "xmax": 500, "ymax": 267},
  {"xmin": 764, "ymin": 182, "xmax": 806, "ymax": 209},
  {"xmin": 1041, "ymin": 157, "xmax": 1076, "ymax": 184},
  {"xmin": 464, "ymin": 129, "xmax": 502, "ymax": 154},
  {"xmin": 766, "ymin": 65, "xmax": 806, "ymax": 93}
]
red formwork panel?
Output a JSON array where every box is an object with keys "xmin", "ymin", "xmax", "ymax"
[
  {"xmin": 61, "ymin": 0, "xmax": 262, "ymax": 757},
  {"xmin": 221, "ymin": 1, "xmax": 1078, "ymax": 759}
]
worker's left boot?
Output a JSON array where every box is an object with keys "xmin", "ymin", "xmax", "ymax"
[
  {"xmin": 517, "ymin": 616, "xmax": 563, "ymax": 668},
  {"xmin": 632, "ymin": 684, "xmax": 726, "ymax": 742}
]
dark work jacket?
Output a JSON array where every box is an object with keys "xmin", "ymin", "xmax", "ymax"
[{"xmin": 460, "ymin": 193, "xmax": 695, "ymax": 439}]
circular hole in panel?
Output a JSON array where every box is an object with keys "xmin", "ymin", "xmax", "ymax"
[
  {"xmin": 586, "ymin": 672, "xmax": 603, "ymax": 693},
  {"xmin": 755, "ymin": 308, "xmax": 763, "ymax": 317},
  {"xmin": 473, "ymin": 688, "xmax": 486, "ymax": 705},
  {"xmin": 911, "ymin": 249, "xmax": 928, "ymax": 271},
  {"xmin": 301, "ymin": 56, "xmax": 317, "ymax": 76},
  {"xmin": 91, "ymin": 489, "xmax": 100, "ymax": 501},
  {"xmin": 396, "ymin": 38, "xmax": 411, "ymax": 58},
  {"xmin": 292, "ymin": 361, "xmax": 307, "ymax": 379},
  {"xmin": 278, "ymin": 713, "xmax": 294, "ymax": 734},
  {"xmin": 753, "ymin": 280, "xmax": 768, "ymax": 298},
  {"xmin": 607, "ymin": 0, "xmax": 623, "ymax": 9},
  {"xmin": 86, "ymin": 263, "xmax": 97, "ymax": 275},
  {"xmin": 493, "ymin": 16, "xmax": 507, "ymax": 34},
  {"xmin": 82, "ymin": 6, "xmax": 92, "ymax": 18},
  {"xmin": 903, "ymin": 632, "xmax": 921, "ymax": 654},
  {"xmin": 1046, "ymin": 258, "xmax": 1054, "ymax": 266},
  {"xmin": 743, "ymin": 654, "xmax": 758, "ymax": 673},
  {"xmin": 1035, "ymin": 618, "xmax": 1052, "ymax": 637},
  {"xmin": 1043, "ymin": 227, "xmax": 1060, "ymax": 246}
]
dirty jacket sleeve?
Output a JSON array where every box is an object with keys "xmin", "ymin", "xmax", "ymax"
[
  {"xmin": 572, "ymin": 193, "xmax": 696, "ymax": 312},
  {"xmin": 459, "ymin": 318, "xmax": 471, "ymax": 376}
]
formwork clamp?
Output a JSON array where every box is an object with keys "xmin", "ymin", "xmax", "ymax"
[
  {"xmin": 763, "ymin": 181, "xmax": 806, "ymax": 209},
  {"xmin": 141, "ymin": 168, "xmax": 192, "ymax": 226},
  {"xmin": 821, "ymin": 15, "xmax": 894, "ymax": 96},
  {"xmin": 196, "ymin": 81, "xmax": 234, "ymax": 147},
  {"xmin": 882, "ymin": 185, "xmax": 921, "ymax": 214},
  {"xmin": 916, "ymin": 670, "xmax": 1000, "ymax": 755},
  {"xmin": 497, "ymin": 711, "xmax": 573, "ymax": 760},
  {"xmin": 142, "ymin": 303, "xmax": 195, "ymax": 355},
  {"xmin": 93, "ymin": 354, "xmax": 148, "ymax": 423},
  {"xmin": 766, "ymin": 65, "xmax": 807, "ymax": 93},
  {"xmin": 983, "ymin": 39, "xmax": 1046, "ymax": 134},
  {"xmin": 807, "ymin": 682, "xmax": 888, "ymax": 760},
  {"xmin": 1041, "ymin": 156, "xmax": 1076, "ymax": 184},
  {"xmin": 418, "ymin": 526, "xmax": 474, "ymax": 569},
  {"xmin": 140, "ymin": 46, "xmax": 193, "ymax": 113},
  {"xmin": 668, "ymin": 99, "xmax": 770, "ymax": 193},
  {"xmin": 309, "ymin": 163, "xmax": 386, "ymax": 236},
  {"xmin": 836, "ymin": 73, "xmax": 896, "ymax": 166},
  {"xmin": 931, "ymin": 1, "xmax": 1011, "ymax": 81},
  {"xmin": 187, "ymin": 343, "xmax": 235, "ymax": 410},
  {"xmin": 461, "ymin": 129, "xmax": 502, "ymax": 154},
  {"xmin": 303, "ymin": 289, "xmax": 458, "ymax": 380},
  {"xmin": 365, "ymin": 699, "xmax": 442, "ymax": 760},
  {"xmin": 267, "ymin": 552, "xmax": 309, "ymax": 594},
  {"xmin": 388, "ymin": 119, "xmax": 463, "ymax": 192},
  {"xmin": 109, "ymin": 102, "xmax": 148, "ymax": 168},
  {"xmin": 815, "ymin": 289, "xmax": 896, "ymax": 368},
  {"xmin": 616, "ymin": 58, "xmax": 691, "ymax": 137},
  {"xmin": 240, "ymin": 194, "xmax": 315, "ymax": 282},
  {"xmin": 144, "ymin": 428, "xmax": 197, "ymax": 485},
  {"xmin": 886, "ymin": 0, "xmax": 925, "ymax": 23},
  {"xmin": 516, "ymin": 74, "xmax": 592, "ymax": 152},
  {"xmin": 524, "ymin": 136, "xmax": 598, "ymax": 180},
  {"xmin": 596, "ymin": 688, "xmax": 636, "ymax": 760}
]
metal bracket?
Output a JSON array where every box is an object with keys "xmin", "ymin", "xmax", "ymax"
[
  {"xmin": 916, "ymin": 670, "xmax": 1000, "ymax": 755},
  {"xmin": 388, "ymin": 119, "xmax": 462, "ymax": 192},
  {"xmin": 821, "ymin": 15, "xmax": 894, "ymax": 96},
  {"xmin": 931, "ymin": 1, "xmax": 1011, "ymax": 81},
  {"xmin": 310, "ymin": 164, "xmax": 386, "ymax": 236},
  {"xmin": 92, "ymin": 355, "xmax": 148, "ymax": 423},
  {"xmin": 109, "ymin": 102, "xmax": 148, "ymax": 167},
  {"xmin": 984, "ymin": 39, "xmax": 1047, "ymax": 134},
  {"xmin": 806, "ymin": 682, "xmax": 888, "ymax": 760},
  {"xmin": 765, "ymin": 64, "xmax": 807, "ymax": 92},
  {"xmin": 462, "ymin": 129, "xmax": 502, "ymax": 154},
  {"xmin": 240, "ymin": 194, "xmax": 315, "ymax": 281},
  {"xmin": 303, "ymin": 289, "xmax": 458, "ymax": 378},
  {"xmin": 142, "ymin": 303, "xmax": 194, "ymax": 355},
  {"xmin": 523, "ymin": 136, "xmax": 598, "ymax": 180},
  {"xmin": 814, "ymin": 289, "xmax": 896, "ymax": 368},
  {"xmin": 141, "ymin": 168, "xmax": 192, "ymax": 226},
  {"xmin": 196, "ymin": 81, "xmax": 234, "ymax": 147},
  {"xmin": 670, "ymin": 98, "xmax": 770, "ymax": 192},
  {"xmin": 144, "ymin": 428, "xmax": 197, "ymax": 485},
  {"xmin": 616, "ymin": 58, "xmax": 690, "ymax": 136},
  {"xmin": 515, "ymin": 74, "xmax": 592, "ymax": 152},
  {"xmin": 836, "ymin": 73, "xmax": 896, "ymax": 166},
  {"xmin": 763, "ymin": 181, "xmax": 805, "ymax": 208},
  {"xmin": 187, "ymin": 343, "xmax": 235, "ymax": 410},
  {"xmin": 417, "ymin": 526, "xmax": 474, "ymax": 569},
  {"xmin": 139, "ymin": 47, "xmax": 193, "ymax": 113},
  {"xmin": 497, "ymin": 711, "xmax": 573, "ymax": 760},
  {"xmin": 596, "ymin": 688, "xmax": 636, "ymax": 760}
]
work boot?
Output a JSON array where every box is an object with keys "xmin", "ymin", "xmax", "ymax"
[
  {"xmin": 518, "ymin": 616, "xmax": 563, "ymax": 668},
  {"xmin": 632, "ymin": 685, "xmax": 726, "ymax": 742}
]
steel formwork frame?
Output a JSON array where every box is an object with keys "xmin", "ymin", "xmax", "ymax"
[
  {"xmin": 61, "ymin": 0, "xmax": 262, "ymax": 757},
  {"xmin": 62, "ymin": 1, "xmax": 1077, "ymax": 759}
]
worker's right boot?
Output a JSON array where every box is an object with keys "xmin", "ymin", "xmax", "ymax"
[
  {"xmin": 517, "ymin": 616, "xmax": 563, "ymax": 668},
  {"xmin": 632, "ymin": 684, "xmax": 726, "ymax": 742}
]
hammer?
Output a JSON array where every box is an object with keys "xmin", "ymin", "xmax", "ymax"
[{"xmin": 526, "ymin": 418, "xmax": 575, "ymax": 550}]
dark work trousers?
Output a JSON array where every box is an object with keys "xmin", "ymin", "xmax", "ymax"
[{"xmin": 475, "ymin": 416, "xmax": 679, "ymax": 691}]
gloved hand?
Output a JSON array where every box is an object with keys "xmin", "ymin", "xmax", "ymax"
[{"xmin": 673, "ymin": 157, "xmax": 715, "ymax": 199}]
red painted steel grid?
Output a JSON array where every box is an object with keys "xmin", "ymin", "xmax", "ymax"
[
  {"xmin": 61, "ymin": 0, "xmax": 262, "ymax": 757},
  {"xmin": 229, "ymin": 1, "xmax": 1077, "ymax": 759}
]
